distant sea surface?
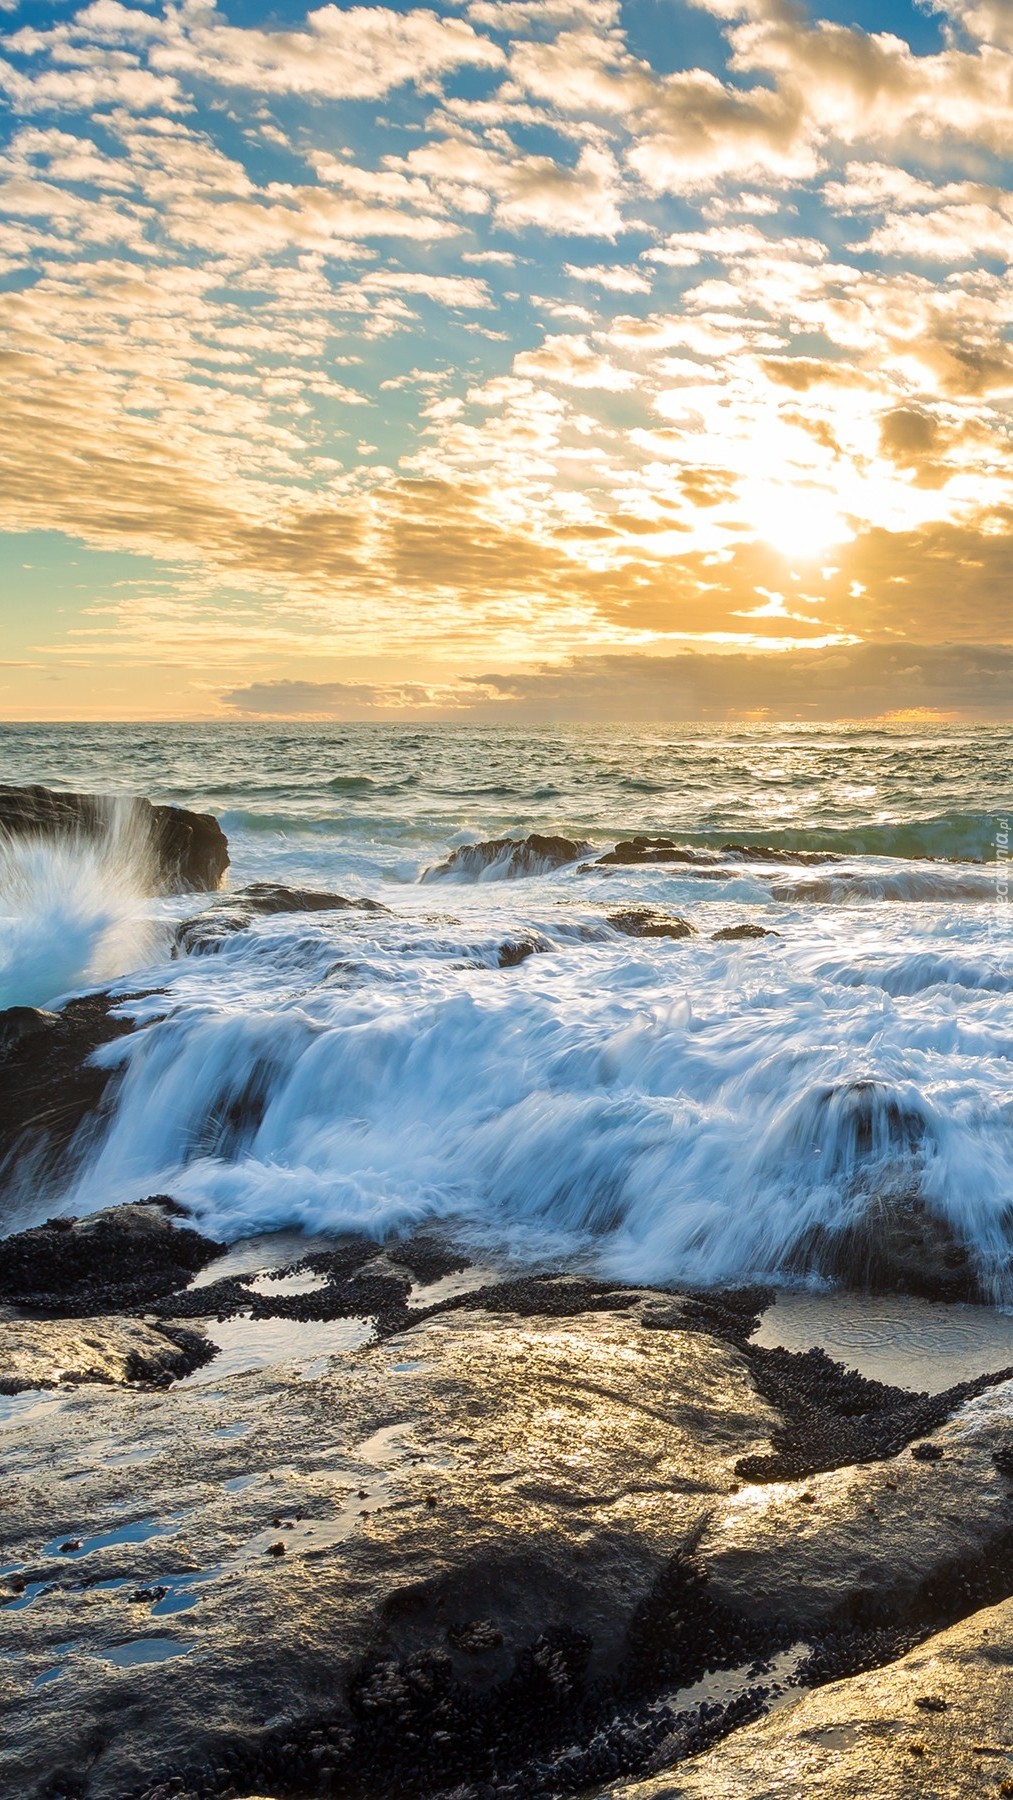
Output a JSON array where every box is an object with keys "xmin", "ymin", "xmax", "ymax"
[{"xmin": 3, "ymin": 721, "xmax": 1013, "ymax": 1299}]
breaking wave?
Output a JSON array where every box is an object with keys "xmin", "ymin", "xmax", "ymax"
[
  {"xmin": 50, "ymin": 914, "xmax": 1013, "ymax": 1303},
  {"xmin": 0, "ymin": 807, "xmax": 166, "ymax": 1010}
]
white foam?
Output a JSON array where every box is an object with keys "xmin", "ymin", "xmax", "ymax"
[
  {"xmin": 0, "ymin": 804, "xmax": 165, "ymax": 1009},
  {"xmin": 50, "ymin": 895, "xmax": 1013, "ymax": 1302}
]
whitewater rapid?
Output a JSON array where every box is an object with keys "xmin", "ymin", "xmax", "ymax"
[{"xmin": 3, "ymin": 721, "xmax": 1013, "ymax": 1300}]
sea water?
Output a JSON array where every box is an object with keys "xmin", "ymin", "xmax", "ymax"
[{"xmin": 2, "ymin": 721, "xmax": 1013, "ymax": 1300}]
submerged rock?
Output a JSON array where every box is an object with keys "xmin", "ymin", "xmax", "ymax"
[
  {"xmin": 422, "ymin": 833, "xmax": 594, "ymax": 882},
  {"xmin": 596, "ymin": 836, "xmax": 705, "ymax": 867},
  {"xmin": 212, "ymin": 882, "xmax": 387, "ymax": 916},
  {"xmin": 0, "ymin": 783, "xmax": 228, "ymax": 892},
  {"xmin": 711, "ymin": 923, "xmax": 779, "ymax": 941},
  {"xmin": 497, "ymin": 934, "xmax": 552, "ymax": 966},
  {"xmin": 594, "ymin": 838, "xmax": 839, "ymax": 869},
  {"xmin": 608, "ymin": 908, "xmax": 696, "ymax": 940},
  {"xmin": 0, "ymin": 1198, "xmax": 222, "ymax": 1315},
  {"xmin": 175, "ymin": 883, "xmax": 388, "ymax": 954},
  {"xmin": 790, "ymin": 1190, "xmax": 985, "ymax": 1304}
]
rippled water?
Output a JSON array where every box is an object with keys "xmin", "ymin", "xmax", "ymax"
[
  {"xmin": 753, "ymin": 1291, "xmax": 1013, "ymax": 1391},
  {"xmin": 2, "ymin": 722, "xmax": 1012, "ymax": 1300}
]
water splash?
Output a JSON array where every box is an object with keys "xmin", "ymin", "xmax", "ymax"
[{"xmin": 0, "ymin": 803, "xmax": 166, "ymax": 1009}]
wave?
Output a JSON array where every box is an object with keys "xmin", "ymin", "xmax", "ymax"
[
  {"xmin": 771, "ymin": 868, "xmax": 998, "ymax": 904},
  {"xmin": 324, "ymin": 774, "xmax": 419, "ymax": 796},
  {"xmin": 629, "ymin": 815, "xmax": 1003, "ymax": 865},
  {"xmin": 811, "ymin": 951, "xmax": 1013, "ymax": 997},
  {"xmin": 45, "ymin": 941, "xmax": 1013, "ymax": 1303}
]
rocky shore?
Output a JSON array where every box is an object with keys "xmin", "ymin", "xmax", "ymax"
[
  {"xmin": 2, "ymin": 1185, "xmax": 1013, "ymax": 1800},
  {"xmin": 3, "ymin": 800, "xmax": 1013, "ymax": 1798}
]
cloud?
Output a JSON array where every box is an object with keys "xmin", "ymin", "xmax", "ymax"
[
  {"xmin": 402, "ymin": 136, "xmax": 629, "ymax": 236},
  {"xmin": 4, "ymin": 0, "xmax": 1013, "ymax": 712},
  {"xmin": 222, "ymin": 641, "xmax": 1013, "ymax": 722},
  {"xmin": 470, "ymin": 642, "xmax": 1013, "ymax": 720},
  {"xmin": 513, "ymin": 331, "xmax": 636, "ymax": 387},
  {"xmin": 564, "ymin": 260, "xmax": 652, "ymax": 292},
  {"xmin": 220, "ymin": 676, "xmax": 453, "ymax": 714},
  {"xmin": 154, "ymin": 3, "xmax": 505, "ymax": 101}
]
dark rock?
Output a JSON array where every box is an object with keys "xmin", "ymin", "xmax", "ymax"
[
  {"xmin": 596, "ymin": 838, "xmax": 705, "ymax": 868},
  {"xmin": 0, "ymin": 1198, "xmax": 222, "ymax": 1315},
  {"xmin": 0, "ymin": 783, "xmax": 228, "ymax": 893},
  {"xmin": 608, "ymin": 909, "xmax": 696, "ymax": 940},
  {"xmin": 0, "ymin": 1006, "xmax": 60, "ymax": 1054},
  {"xmin": 719, "ymin": 843, "xmax": 840, "ymax": 866},
  {"xmin": 777, "ymin": 1081, "xmax": 996, "ymax": 1303},
  {"xmin": 497, "ymin": 936, "xmax": 551, "ymax": 967},
  {"xmin": 593, "ymin": 839, "xmax": 839, "ymax": 869},
  {"xmin": 0, "ymin": 992, "xmax": 137, "ymax": 1183},
  {"xmin": 422, "ymin": 834, "xmax": 594, "ymax": 883},
  {"xmin": 226, "ymin": 882, "xmax": 387, "ymax": 916},
  {"xmin": 790, "ymin": 1192, "xmax": 983, "ymax": 1303},
  {"xmin": 711, "ymin": 924, "xmax": 780, "ymax": 941},
  {"xmin": 175, "ymin": 883, "xmax": 387, "ymax": 954}
]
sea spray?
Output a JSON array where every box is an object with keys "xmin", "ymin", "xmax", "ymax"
[{"xmin": 0, "ymin": 800, "xmax": 167, "ymax": 1009}]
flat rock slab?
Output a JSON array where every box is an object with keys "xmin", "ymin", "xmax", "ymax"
[
  {"xmin": 0, "ymin": 1315, "xmax": 211, "ymax": 1391},
  {"xmin": 0, "ymin": 1303, "xmax": 778, "ymax": 1799},
  {"xmin": 607, "ymin": 1595, "xmax": 1013, "ymax": 1799}
]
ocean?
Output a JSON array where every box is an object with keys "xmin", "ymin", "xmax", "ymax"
[{"xmin": 3, "ymin": 720, "xmax": 1013, "ymax": 1300}]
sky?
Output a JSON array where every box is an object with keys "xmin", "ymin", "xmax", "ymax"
[{"xmin": 1, "ymin": 0, "xmax": 1012, "ymax": 720}]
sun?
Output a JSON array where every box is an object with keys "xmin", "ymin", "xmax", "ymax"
[{"xmin": 741, "ymin": 480, "xmax": 851, "ymax": 561}]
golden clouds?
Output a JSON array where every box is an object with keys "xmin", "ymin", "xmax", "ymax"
[{"xmin": 2, "ymin": 0, "xmax": 1013, "ymax": 717}]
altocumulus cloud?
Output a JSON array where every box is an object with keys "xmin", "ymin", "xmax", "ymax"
[{"xmin": 1, "ymin": 0, "xmax": 1013, "ymax": 715}]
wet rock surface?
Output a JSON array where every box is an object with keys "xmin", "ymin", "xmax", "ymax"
[
  {"xmin": 422, "ymin": 834, "xmax": 595, "ymax": 882},
  {"xmin": 0, "ymin": 1314, "xmax": 214, "ymax": 1392},
  {"xmin": 0, "ymin": 1299, "xmax": 780, "ymax": 1800},
  {"xmin": 606, "ymin": 1596, "xmax": 1013, "ymax": 1799},
  {"xmin": 4, "ymin": 1227, "xmax": 1013, "ymax": 1800},
  {"xmin": 0, "ymin": 783, "xmax": 228, "ymax": 892}
]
